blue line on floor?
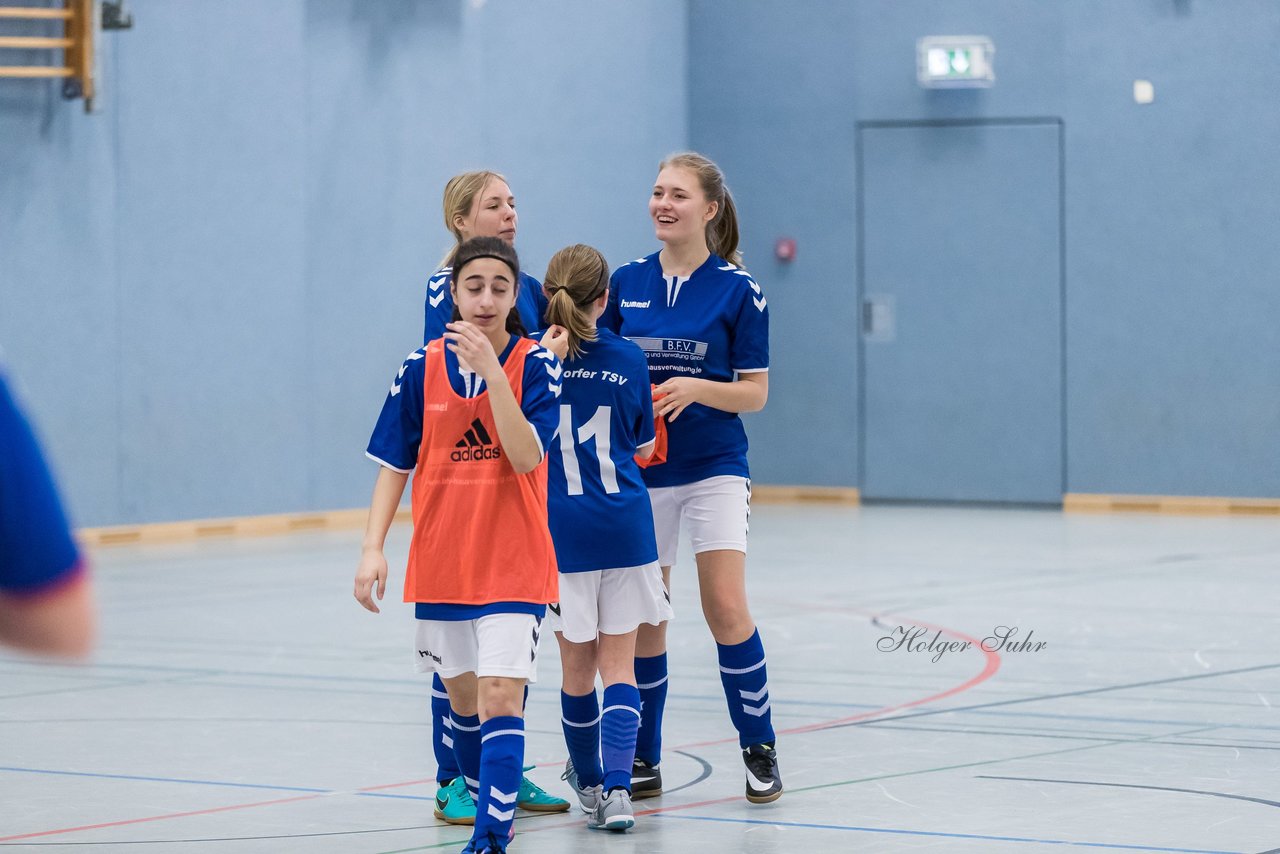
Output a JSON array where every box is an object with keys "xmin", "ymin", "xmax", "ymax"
[
  {"xmin": 970, "ymin": 707, "xmax": 1280, "ymax": 733},
  {"xmin": 977, "ymin": 774, "xmax": 1280, "ymax": 810},
  {"xmin": 653, "ymin": 814, "xmax": 1245, "ymax": 853},
  {"xmin": 0, "ymin": 766, "xmax": 328, "ymax": 793}
]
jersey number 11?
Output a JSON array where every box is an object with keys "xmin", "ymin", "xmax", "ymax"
[{"xmin": 554, "ymin": 405, "xmax": 619, "ymax": 496}]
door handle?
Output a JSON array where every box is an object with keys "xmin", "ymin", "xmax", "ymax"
[{"xmin": 862, "ymin": 295, "xmax": 895, "ymax": 341}]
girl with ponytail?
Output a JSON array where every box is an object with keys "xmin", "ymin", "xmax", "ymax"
[
  {"xmin": 540, "ymin": 244, "xmax": 673, "ymax": 833},
  {"xmin": 600, "ymin": 151, "xmax": 782, "ymax": 804}
]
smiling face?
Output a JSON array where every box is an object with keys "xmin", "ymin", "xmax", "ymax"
[
  {"xmin": 451, "ymin": 256, "xmax": 518, "ymax": 349},
  {"xmin": 455, "ymin": 178, "xmax": 518, "ymax": 244},
  {"xmin": 649, "ymin": 165, "xmax": 718, "ymax": 248}
]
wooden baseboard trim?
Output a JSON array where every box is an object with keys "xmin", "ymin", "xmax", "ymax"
[
  {"xmin": 751, "ymin": 485, "xmax": 861, "ymax": 504},
  {"xmin": 78, "ymin": 507, "xmax": 413, "ymax": 548},
  {"xmin": 1064, "ymin": 493, "xmax": 1280, "ymax": 516},
  {"xmin": 77, "ymin": 488, "xmax": 1275, "ymax": 546},
  {"xmin": 79, "ymin": 487, "xmax": 865, "ymax": 547}
]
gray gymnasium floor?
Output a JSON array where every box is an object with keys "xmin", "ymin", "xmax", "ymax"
[{"xmin": 2, "ymin": 504, "xmax": 1278, "ymax": 853}]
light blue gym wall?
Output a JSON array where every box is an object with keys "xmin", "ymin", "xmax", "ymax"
[
  {"xmin": 0, "ymin": 0, "xmax": 687, "ymax": 526},
  {"xmin": 688, "ymin": 0, "xmax": 1280, "ymax": 499},
  {"xmin": 5, "ymin": 1, "xmax": 1277, "ymax": 528}
]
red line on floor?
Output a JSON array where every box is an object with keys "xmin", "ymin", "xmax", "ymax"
[
  {"xmin": 778, "ymin": 609, "xmax": 1003, "ymax": 736},
  {"xmin": 0, "ymin": 793, "xmax": 325, "ymax": 842},
  {"xmin": 620, "ymin": 608, "xmax": 1001, "ymax": 751},
  {"xmin": 356, "ymin": 777, "xmax": 434, "ymax": 792}
]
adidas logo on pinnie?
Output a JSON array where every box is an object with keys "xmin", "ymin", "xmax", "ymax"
[{"xmin": 451, "ymin": 418, "xmax": 502, "ymax": 462}]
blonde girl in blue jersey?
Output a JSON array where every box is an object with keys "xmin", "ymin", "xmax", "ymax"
[
  {"xmin": 601, "ymin": 152, "xmax": 781, "ymax": 803},
  {"xmin": 537, "ymin": 245, "xmax": 674, "ymax": 832},
  {"xmin": 423, "ymin": 173, "xmax": 567, "ymax": 822},
  {"xmin": 425, "ymin": 171, "xmax": 549, "ymax": 343}
]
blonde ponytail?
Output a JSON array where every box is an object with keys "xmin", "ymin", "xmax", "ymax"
[{"xmin": 543, "ymin": 244, "xmax": 610, "ymax": 361}]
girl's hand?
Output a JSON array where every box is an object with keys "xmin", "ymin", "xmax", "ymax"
[
  {"xmin": 354, "ymin": 548, "xmax": 388, "ymax": 613},
  {"xmin": 444, "ymin": 321, "xmax": 503, "ymax": 382},
  {"xmin": 539, "ymin": 325, "xmax": 569, "ymax": 361},
  {"xmin": 653, "ymin": 377, "xmax": 705, "ymax": 422}
]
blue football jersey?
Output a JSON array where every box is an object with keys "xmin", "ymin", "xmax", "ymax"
[
  {"xmin": 366, "ymin": 334, "xmax": 562, "ymax": 474},
  {"xmin": 601, "ymin": 252, "xmax": 769, "ymax": 487},
  {"xmin": 0, "ymin": 370, "xmax": 82, "ymax": 596},
  {"xmin": 545, "ymin": 329, "xmax": 658, "ymax": 573},
  {"xmin": 424, "ymin": 266, "xmax": 549, "ymax": 344}
]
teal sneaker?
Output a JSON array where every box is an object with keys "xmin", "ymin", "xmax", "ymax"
[
  {"xmin": 434, "ymin": 776, "xmax": 477, "ymax": 825},
  {"xmin": 517, "ymin": 765, "xmax": 570, "ymax": 812}
]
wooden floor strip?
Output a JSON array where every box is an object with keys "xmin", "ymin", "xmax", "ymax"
[
  {"xmin": 78, "ymin": 508, "xmax": 412, "ymax": 548},
  {"xmin": 78, "ymin": 489, "xmax": 1275, "ymax": 547},
  {"xmin": 1064, "ymin": 493, "xmax": 1280, "ymax": 516}
]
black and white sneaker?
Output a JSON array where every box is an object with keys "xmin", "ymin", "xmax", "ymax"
[
  {"xmin": 742, "ymin": 743, "xmax": 782, "ymax": 803},
  {"xmin": 630, "ymin": 758, "xmax": 663, "ymax": 799}
]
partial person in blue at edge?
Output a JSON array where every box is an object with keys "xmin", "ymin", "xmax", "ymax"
[
  {"xmin": 421, "ymin": 171, "xmax": 567, "ymax": 822},
  {"xmin": 600, "ymin": 151, "xmax": 782, "ymax": 804},
  {"xmin": 0, "ymin": 361, "xmax": 95, "ymax": 658}
]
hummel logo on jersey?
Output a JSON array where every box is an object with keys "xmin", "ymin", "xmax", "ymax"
[
  {"xmin": 530, "ymin": 617, "xmax": 542, "ymax": 661},
  {"xmin": 532, "ymin": 349, "xmax": 563, "ymax": 397},
  {"xmin": 720, "ymin": 263, "xmax": 767, "ymax": 312},
  {"xmin": 391, "ymin": 349, "xmax": 426, "ymax": 396},
  {"xmin": 428, "ymin": 269, "xmax": 451, "ymax": 308},
  {"xmin": 621, "ymin": 299, "xmax": 651, "ymax": 309},
  {"xmin": 451, "ymin": 418, "xmax": 502, "ymax": 462}
]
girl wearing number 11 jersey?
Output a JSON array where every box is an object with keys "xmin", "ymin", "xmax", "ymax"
[{"xmin": 540, "ymin": 244, "xmax": 674, "ymax": 833}]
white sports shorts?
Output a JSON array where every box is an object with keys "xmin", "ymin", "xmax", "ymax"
[
  {"xmin": 647, "ymin": 475, "xmax": 751, "ymax": 568},
  {"xmin": 413, "ymin": 613, "xmax": 543, "ymax": 681},
  {"xmin": 545, "ymin": 561, "xmax": 674, "ymax": 643}
]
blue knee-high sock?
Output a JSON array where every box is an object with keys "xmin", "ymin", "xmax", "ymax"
[
  {"xmin": 432, "ymin": 675, "xmax": 460, "ymax": 784},
  {"xmin": 633, "ymin": 653, "xmax": 668, "ymax": 765},
  {"xmin": 450, "ymin": 710, "xmax": 483, "ymax": 798},
  {"xmin": 600, "ymin": 683, "xmax": 641, "ymax": 792},
  {"xmin": 717, "ymin": 629, "xmax": 775, "ymax": 748},
  {"xmin": 560, "ymin": 689, "xmax": 602, "ymax": 788},
  {"xmin": 472, "ymin": 716, "xmax": 524, "ymax": 846}
]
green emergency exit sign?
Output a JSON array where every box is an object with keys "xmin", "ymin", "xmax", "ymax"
[{"xmin": 917, "ymin": 36, "xmax": 995, "ymax": 88}]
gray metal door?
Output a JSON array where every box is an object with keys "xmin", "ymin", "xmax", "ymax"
[{"xmin": 858, "ymin": 120, "xmax": 1063, "ymax": 503}]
